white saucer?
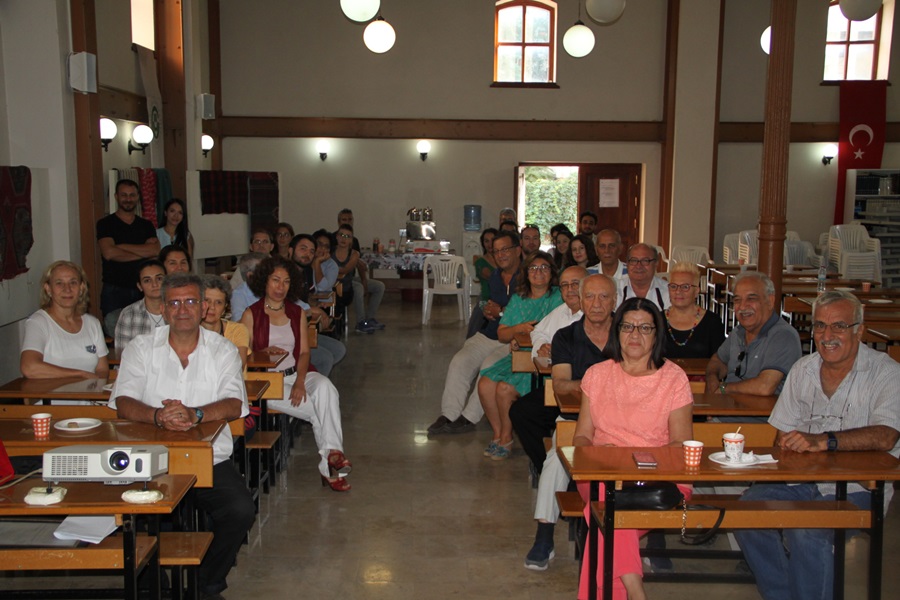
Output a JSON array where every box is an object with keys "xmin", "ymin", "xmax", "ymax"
[
  {"xmin": 798, "ymin": 277, "xmax": 816, "ymax": 282},
  {"xmin": 54, "ymin": 418, "xmax": 102, "ymax": 432},
  {"xmin": 868, "ymin": 299, "xmax": 892, "ymax": 304},
  {"xmin": 709, "ymin": 451, "xmax": 760, "ymax": 467},
  {"xmin": 834, "ymin": 287, "xmax": 854, "ymax": 292}
]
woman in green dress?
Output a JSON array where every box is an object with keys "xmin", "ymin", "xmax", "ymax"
[{"xmin": 478, "ymin": 251, "xmax": 561, "ymax": 460}]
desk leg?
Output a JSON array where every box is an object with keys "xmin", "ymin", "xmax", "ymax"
[
  {"xmin": 834, "ymin": 481, "xmax": 846, "ymax": 600},
  {"xmin": 588, "ymin": 481, "xmax": 599, "ymax": 600},
  {"xmin": 147, "ymin": 516, "xmax": 161, "ymax": 600},
  {"xmin": 123, "ymin": 515, "xmax": 138, "ymax": 600},
  {"xmin": 602, "ymin": 481, "xmax": 615, "ymax": 600},
  {"xmin": 869, "ymin": 481, "xmax": 885, "ymax": 600}
]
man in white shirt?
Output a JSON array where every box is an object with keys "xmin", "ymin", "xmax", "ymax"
[
  {"xmin": 111, "ymin": 273, "xmax": 254, "ymax": 600},
  {"xmin": 588, "ymin": 228, "xmax": 628, "ymax": 283},
  {"xmin": 616, "ymin": 243, "xmax": 670, "ymax": 310}
]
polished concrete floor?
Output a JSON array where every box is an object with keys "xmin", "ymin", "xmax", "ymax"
[{"xmin": 3, "ymin": 295, "xmax": 899, "ymax": 598}]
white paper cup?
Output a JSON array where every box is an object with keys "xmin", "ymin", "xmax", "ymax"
[
  {"xmin": 31, "ymin": 413, "xmax": 52, "ymax": 438},
  {"xmin": 683, "ymin": 440, "xmax": 704, "ymax": 468},
  {"xmin": 723, "ymin": 432, "xmax": 745, "ymax": 462},
  {"xmin": 785, "ymin": 264, "xmax": 794, "ymax": 273}
]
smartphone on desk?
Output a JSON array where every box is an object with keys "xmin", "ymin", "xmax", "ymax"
[{"xmin": 632, "ymin": 452, "xmax": 658, "ymax": 468}]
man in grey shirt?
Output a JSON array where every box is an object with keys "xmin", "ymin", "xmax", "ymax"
[{"xmin": 735, "ymin": 291, "xmax": 900, "ymax": 600}]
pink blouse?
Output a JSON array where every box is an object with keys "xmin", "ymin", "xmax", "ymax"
[{"xmin": 581, "ymin": 359, "xmax": 692, "ymax": 448}]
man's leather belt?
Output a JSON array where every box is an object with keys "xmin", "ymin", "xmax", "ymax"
[{"xmin": 280, "ymin": 366, "xmax": 297, "ymax": 377}]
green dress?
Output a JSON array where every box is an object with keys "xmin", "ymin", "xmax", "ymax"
[
  {"xmin": 474, "ymin": 256, "xmax": 495, "ymax": 300},
  {"xmin": 480, "ymin": 288, "xmax": 563, "ymax": 395}
]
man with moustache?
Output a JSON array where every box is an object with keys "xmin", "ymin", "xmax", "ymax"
[
  {"xmin": 589, "ymin": 228, "xmax": 628, "ymax": 282},
  {"xmin": 705, "ymin": 271, "xmax": 801, "ymax": 397},
  {"xmin": 520, "ymin": 274, "xmax": 616, "ymax": 571},
  {"xmin": 428, "ymin": 231, "xmax": 523, "ymax": 434},
  {"xmin": 735, "ymin": 291, "xmax": 900, "ymax": 600},
  {"xmin": 96, "ymin": 179, "xmax": 160, "ymax": 333},
  {"xmin": 578, "ymin": 211, "xmax": 598, "ymax": 242},
  {"xmin": 617, "ymin": 243, "xmax": 670, "ymax": 310}
]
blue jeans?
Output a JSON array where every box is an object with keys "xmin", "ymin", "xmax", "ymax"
[{"xmin": 733, "ymin": 482, "xmax": 871, "ymax": 600}]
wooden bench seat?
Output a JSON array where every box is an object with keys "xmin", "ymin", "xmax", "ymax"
[
  {"xmin": 160, "ymin": 531, "xmax": 214, "ymax": 600},
  {"xmin": 0, "ymin": 534, "xmax": 156, "ymax": 571},
  {"xmin": 247, "ymin": 430, "xmax": 282, "ymax": 496}
]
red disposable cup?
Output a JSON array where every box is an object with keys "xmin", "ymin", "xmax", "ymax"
[
  {"xmin": 31, "ymin": 413, "xmax": 51, "ymax": 438},
  {"xmin": 682, "ymin": 440, "xmax": 704, "ymax": 467}
]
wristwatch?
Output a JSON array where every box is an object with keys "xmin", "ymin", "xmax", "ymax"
[
  {"xmin": 826, "ymin": 431, "xmax": 838, "ymax": 451},
  {"xmin": 193, "ymin": 407, "xmax": 204, "ymax": 425}
]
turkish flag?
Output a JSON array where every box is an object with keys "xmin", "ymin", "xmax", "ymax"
[{"xmin": 834, "ymin": 81, "xmax": 888, "ymax": 224}]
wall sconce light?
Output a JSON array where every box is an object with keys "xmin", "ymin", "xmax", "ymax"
[
  {"xmin": 201, "ymin": 134, "xmax": 215, "ymax": 157},
  {"xmin": 99, "ymin": 118, "xmax": 117, "ymax": 152},
  {"xmin": 316, "ymin": 140, "xmax": 331, "ymax": 161},
  {"xmin": 364, "ymin": 16, "xmax": 396, "ymax": 53},
  {"xmin": 128, "ymin": 124, "xmax": 154, "ymax": 155},
  {"xmin": 417, "ymin": 140, "xmax": 431, "ymax": 161},
  {"xmin": 822, "ymin": 143, "xmax": 838, "ymax": 165}
]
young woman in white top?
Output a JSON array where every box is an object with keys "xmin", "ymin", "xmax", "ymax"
[
  {"xmin": 20, "ymin": 261, "xmax": 109, "ymax": 382},
  {"xmin": 156, "ymin": 198, "xmax": 194, "ymax": 258}
]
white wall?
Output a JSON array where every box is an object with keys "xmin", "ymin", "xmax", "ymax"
[{"xmin": 96, "ymin": 0, "xmax": 143, "ymax": 95}]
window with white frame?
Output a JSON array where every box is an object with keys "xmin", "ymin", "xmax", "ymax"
[
  {"xmin": 494, "ymin": 0, "xmax": 557, "ymax": 84},
  {"xmin": 823, "ymin": 0, "xmax": 893, "ymax": 81}
]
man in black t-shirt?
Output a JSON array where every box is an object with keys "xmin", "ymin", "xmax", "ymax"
[{"xmin": 96, "ymin": 179, "xmax": 160, "ymax": 335}]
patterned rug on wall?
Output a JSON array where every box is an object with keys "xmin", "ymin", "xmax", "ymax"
[{"xmin": 0, "ymin": 166, "xmax": 33, "ymax": 282}]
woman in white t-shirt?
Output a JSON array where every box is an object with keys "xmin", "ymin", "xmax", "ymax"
[{"xmin": 20, "ymin": 261, "xmax": 109, "ymax": 381}]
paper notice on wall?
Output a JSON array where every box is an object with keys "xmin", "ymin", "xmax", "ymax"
[{"xmin": 598, "ymin": 180, "xmax": 619, "ymax": 208}]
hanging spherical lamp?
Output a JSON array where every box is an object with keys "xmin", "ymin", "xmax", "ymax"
[
  {"xmin": 363, "ymin": 17, "xmax": 396, "ymax": 53},
  {"xmin": 340, "ymin": 0, "xmax": 380, "ymax": 23},
  {"xmin": 585, "ymin": 0, "xmax": 627, "ymax": 24},
  {"xmin": 563, "ymin": 22, "xmax": 596, "ymax": 58},
  {"xmin": 760, "ymin": 26, "xmax": 771, "ymax": 55},
  {"xmin": 839, "ymin": 0, "xmax": 882, "ymax": 21}
]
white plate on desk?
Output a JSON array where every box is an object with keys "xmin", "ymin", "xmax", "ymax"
[
  {"xmin": 54, "ymin": 418, "xmax": 102, "ymax": 432},
  {"xmin": 797, "ymin": 277, "xmax": 816, "ymax": 282},
  {"xmin": 709, "ymin": 451, "xmax": 760, "ymax": 467},
  {"xmin": 868, "ymin": 299, "xmax": 892, "ymax": 304},
  {"xmin": 835, "ymin": 287, "xmax": 855, "ymax": 292}
]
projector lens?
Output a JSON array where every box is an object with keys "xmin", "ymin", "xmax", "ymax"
[{"xmin": 109, "ymin": 451, "xmax": 130, "ymax": 471}]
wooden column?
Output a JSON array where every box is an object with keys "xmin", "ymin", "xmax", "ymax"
[
  {"xmin": 757, "ymin": 0, "xmax": 797, "ymax": 299},
  {"xmin": 155, "ymin": 0, "xmax": 187, "ymax": 200},
  {"xmin": 207, "ymin": 0, "xmax": 223, "ymax": 171},
  {"xmin": 657, "ymin": 0, "xmax": 679, "ymax": 260},
  {"xmin": 70, "ymin": 0, "xmax": 105, "ymax": 318}
]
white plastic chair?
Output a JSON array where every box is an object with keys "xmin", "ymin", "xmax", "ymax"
[
  {"xmin": 653, "ymin": 246, "xmax": 669, "ymax": 272},
  {"xmin": 827, "ymin": 224, "xmax": 882, "ymax": 283},
  {"xmin": 738, "ymin": 230, "xmax": 758, "ymax": 264},
  {"xmin": 722, "ymin": 233, "xmax": 740, "ymax": 264},
  {"xmin": 669, "ymin": 246, "xmax": 711, "ymax": 270},
  {"xmin": 784, "ymin": 239, "xmax": 818, "ymax": 266},
  {"xmin": 422, "ymin": 255, "xmax": 470, "ymax": 324}
]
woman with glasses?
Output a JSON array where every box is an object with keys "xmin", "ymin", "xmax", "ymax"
[
  {"xmin": 565, "ymin": 234, "xmax": 599, "ymax": 270},
  {"xmin": 274, "ymin": 222, "xmax": 295, "ymax": 259},
  {"xmin": 201, "ymin": 275, "xmax": 250, "ymax": 369},
  {"xmin": 477, "ymin": 251, "xmax": 562, "ymax": 460},
  {"xmin": 664, "ymin": 262, "xmax": 724, "ymax": 359},
  {"xmin": 572, "ymin": 297, "xmax": 693, "ymax": 599},
  {"xmin": 240, "ymin": 256, "xmax": 352, "ymax": 491}
]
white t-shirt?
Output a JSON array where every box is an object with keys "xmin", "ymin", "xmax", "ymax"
[{"xmin": 21, "ymin": 309, "xmax": 109, "ymax": 373}]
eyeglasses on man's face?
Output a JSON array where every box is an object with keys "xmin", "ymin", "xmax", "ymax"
[
  {"xmin": 165, "ymin": 298, "xmax": 201, "ymax": 310},
  {"xmin": 667, "ymin": 283, "xmax": 698, "ymax": 292},
  {"xmin": 812, "ymin": 321, "xmax": 859, "ymax": 334},
  {"xmin": 627, "ymin": 257, "xmax": 656, "ymax": 267},
  {"xmin": 492, "ymin": 244, "xmax": 519, "ymax": 256},
  {"xmin": 559, "ymin": 280, "xmax": 581, "ymax": 290},
  {"xmin": 619, "ymin": 322, "xmax": 656, "ymax": 335}
]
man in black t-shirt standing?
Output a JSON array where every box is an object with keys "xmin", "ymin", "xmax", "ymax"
[{"xmin": 96, "ymin": 179, "xmax": 160, "ymax": 335}]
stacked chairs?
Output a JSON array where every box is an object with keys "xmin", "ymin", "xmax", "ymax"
[
  {"xmin": 422, "ymin": 255, "xmax": 470, "ymax": 324},
  {"xmin": 827, "ymin": 223, "xmax": 882, "ymax": 283},
  {"xmin": 722, "ymin": 233, "xmax": 740, "ymax": 264}
]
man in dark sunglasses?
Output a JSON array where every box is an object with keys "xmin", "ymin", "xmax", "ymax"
[{"xmin": 705, "ymin": 271, "xmax": 800, "ymax": 398}]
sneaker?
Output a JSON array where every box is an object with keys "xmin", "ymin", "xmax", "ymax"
[
  {"xmin": 483, "ymin": 440, "xmax": 500, "ymax": 457},
  {"xmin": 445, "ymin": 416, "xmax": 476, "ymax": 434},
  {"xmin": 491, "ymin": 441, "xmax": 513, "ymax": 460},
  {"xmin": 355, "ymin": 320, "xmax": 375, "ymax": 334},
  {"xmin": 427, "ymin": 415, "xmax": 452, "ymax": 435},
  {"xmin": 524, "ymin": 540, "xmax": 555, "ymax": 571},
  {"xmin": 366, "ymin": 318, "xmax": 386, "ymax": 330}
]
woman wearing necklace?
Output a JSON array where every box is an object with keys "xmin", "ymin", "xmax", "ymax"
[
  {"xmin": 156, "ymin": 198, "xmax": 194, "ymax": 258},
  {"xmin": 114, "ymin": 259, "xmax": 167, "ymax": 349},
  {"xmin": 20, "ymin": 261, "xmax": 109, "ymax": 399},
  {"xmin": 201, "ymin": 275, "xmax": 250, "ymax": 370},
  {"xmin": 477, "ymin": 251, "xmax": 563, "ymax": 460},
  {"xmin": 240, "ymin": 256, "xmax": 352, "ymax": 491},
  {"xmin": 664, "ymin": 262, "xmax": 724, "ymax": 359}
]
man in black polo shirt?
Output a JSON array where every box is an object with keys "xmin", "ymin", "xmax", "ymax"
[
  {"xmin": 96, "ymin": 179, "xmax": 159, "ymax": 334},
  {"xmin": 519, "ymin": 274, "xmax": 616, "ymax": 571}
]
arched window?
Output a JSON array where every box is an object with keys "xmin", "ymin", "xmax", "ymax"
[
  {"xmin": 823, "ymin": 0, "xmax": 892, "ymax": 81},
  {"xmin": 494, "ymin": 0, "xmax": 557, "ymax": 84}
]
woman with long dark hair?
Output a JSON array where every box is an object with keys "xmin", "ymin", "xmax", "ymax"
[{"xmin": 157, "ymin": 198, "xmax": 194, "ymax": 258}]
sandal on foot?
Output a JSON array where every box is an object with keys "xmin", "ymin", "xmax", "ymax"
[
  {"xmin": 321, "ymin": 475, "xmax": 351, "ymax": 492},
  {"xmin": 483, "ymin": 439, "xmax": 500, "ymax": 457},
  {"xmin": 327, "ymin": 450, "xmax": 352, "ymax": 476},
  {"xmin": 491, "ymin": 441, "xmax": 513, "ymax": 461}
]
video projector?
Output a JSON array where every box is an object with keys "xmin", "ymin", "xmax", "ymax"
[{"xmin": 43, "ymin": 445, "xmax": 168, "ymax": 485}]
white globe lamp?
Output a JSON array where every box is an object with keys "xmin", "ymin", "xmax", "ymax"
[
  {"xmin": 340, "ymin": 0, "xmax": 380, "ymax": 23},
  {"xmin": 364, "ymin": 17, "xmax": 396, "ymax": 54},
  {"xmin": 839, "ymin": 0, "xmax": 882, "ymax": 21},
  {"xmin": 585, "ymin": 0, "xmax": 627, "ymax": 24},
  {"xmin": 563, "ymin": 22, "xmax": 596, "ymax": 58}
]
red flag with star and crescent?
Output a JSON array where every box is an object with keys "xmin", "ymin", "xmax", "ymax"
[{"xmin": 834, "ymin": 80, "xmax": 888, "ymax": 224}]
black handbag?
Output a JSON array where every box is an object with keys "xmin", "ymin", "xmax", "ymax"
[{"xmin": 614, "ymin": 481, "xmax": 684, "ymax": 510}]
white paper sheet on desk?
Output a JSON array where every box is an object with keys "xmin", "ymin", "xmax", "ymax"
[
  {"xmin": 54, "ymin": 515, "xmax": 117, "ymax": 544},
  {"xmin": 750, "ymin": 453, "xmax": 778, "ymax": 464}
]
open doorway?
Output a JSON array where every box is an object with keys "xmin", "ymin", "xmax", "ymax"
[{"xmin": 518, "ymin": 166, "xmax": 579, "ymax": 248}]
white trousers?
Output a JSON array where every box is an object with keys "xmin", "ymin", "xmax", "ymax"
[
  {"xmin": 439, "ymin": 333, "xmax": 508, "ymax": 423},
  {"xmin": 268, "ymin": 372, "xmax": 345, "ymax": 477},
  {"xmin": 534, "ymin": 427, "xmax": 571, "ymax": 523}
]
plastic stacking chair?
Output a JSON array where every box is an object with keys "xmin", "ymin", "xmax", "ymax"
[
  {"xmin": 722, "ymin": 233, "xmax": 740, "ymax": 264},
  {"xmin": 827, "ymin": 224, "xmax": 882, "ymax": 283},
  {"xmin": 669, "ymin": 245, "xmax": 711, "ymax": 269},
  {"xmin": 422, "ymin": 255, "xmax": 470, "ymax": 324},
  {"xmin": 652, "ymin": 246, "xmax": 669, "ymax": 272},
  {"xmin": 738, "ymin": 230, "xmax": 758, "ymax": 264}
]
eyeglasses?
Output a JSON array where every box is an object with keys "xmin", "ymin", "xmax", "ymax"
[
  {"xmin": 165, "ymin": 298, "xmax": 201, "ymax": 310},
  {"xmin": 528, "ymin": 264, "xmax": 551, "ymax": 273},
  {"xmin": 667, "ymin": 283, "xmax": 698, "ymax": 292},
  {"xmin": 808, "ymin": 400, "xmax": 852, "ymax": 432},
  {"xmin": 251, "ymin": 239, "xmax": 271, "ymax": 246},
  {"xmin": 734, "ymin": 351, "xmax": 748, "ymax": 379},
  {"xmin": 619, "ymin": 322, "xmax": 656, "ymax": 335},
  {"xmin": 812, "ymin": 321, "xmax": 860, "ymax": 334},
  {"xmin": 492, "ymin": 245, "xmax": 519, "ymax": 256},
  {"xmin": 338, "ymin": 233, "xmax": 352, "ymax": 239},
  {"xmin": 559, "ymin": 281, "xmax": 581, "ymax": 290},
  {"xmin": 627, "ymin": 257, "xmax": 656, "ymax": 266}
]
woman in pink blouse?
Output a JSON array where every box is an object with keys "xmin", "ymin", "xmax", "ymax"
[{"xmin": 572, "ymin": 297, "xmax": 694, "ymax": 600}]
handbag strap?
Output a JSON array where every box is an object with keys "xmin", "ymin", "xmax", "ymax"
[{"xmin": 679, "ymin": 500, "xmax": 726, "ymax": 546}]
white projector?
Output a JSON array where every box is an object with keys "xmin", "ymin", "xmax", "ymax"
[{"xmin": 43, "ymin": 445, "xmax": 168, "ymax": 485}]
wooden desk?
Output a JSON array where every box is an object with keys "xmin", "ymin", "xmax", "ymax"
[
  {"xmin": 0, "ymin": 420, "xmax": 223, "ymax": 488},
  {"xmin": 558, "ymin": 445, "xmax": 900, "ymax": 600},
  {"xmin": 246, "ymin": 349, "xmax": 288, "ymax": 370},
  {"xmin": 514, "ymin": 332, "xmax": 533, "ymax": 348},
  {"xmin": 0, "ymin": 474, "xmax": 195, "ymax": 600},
  {"xmin": 867, "ymin": 326, "xmax": 900, "ymax": 344},
  {"xmin": 668, "ymin": 357, "xmax": 708, "ymax": 376},
  {"xmin": 554, "ymin": 389, "xmax": 775, "ymax": 417}
]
